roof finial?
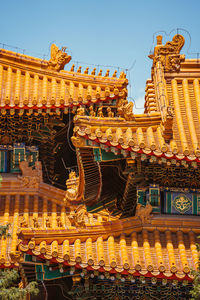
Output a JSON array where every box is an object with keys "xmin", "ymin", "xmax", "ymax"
[
  {"xmin": 112, "ymin": 70, "xmax": 117, "ymax": 78},
  {"xmin": 105, "ymin": 69, "xmax": 110, "ymax": 77},
  {"xmin": 70, "ymin": 64, "xmax": 75, "ymax": 72},
  {"xmin": 156, "ymin": 35, "xmax": 163, "ymax": 45},
  {"xmin": 84, "ymin": 67, "xmax": 89, "ymax": 74},
  {"xmin": 91, "ymin": 68, "xmax": 96, "ymax": 75},
  {"xmin": 48, "ymin": 44, "xmax": 71, "ymax": 71},
  {"xmin": 77, "ymin": 66, "xmax": 82, "ymax": 73}
]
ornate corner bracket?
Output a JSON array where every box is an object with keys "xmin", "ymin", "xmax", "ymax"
[
  {"xmin": 18, "ymin": 161, "xmax": 43, "ymax": 189},
  {"xmin": 135, "ymin": 202, "xmax": 152, "ymax": 224},
  {"xmin": 149, "ymin": 34, "xmax": 185, "ymax": 72},
  {"xmin": 48, "ymin": 44, "xmax": 71, "ymax": 71}
]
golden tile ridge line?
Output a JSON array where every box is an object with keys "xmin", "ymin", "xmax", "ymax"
[
  {"xmin": 17, "ymin": 228, "xmax": 199, "ymax": 278},
  {"xmin": 0, "ymin": 193, "xmax": 113, "ymax": 266},
  {"xmin": 73, "ymin": 131, "xmax": 200, "ymax": 163}
]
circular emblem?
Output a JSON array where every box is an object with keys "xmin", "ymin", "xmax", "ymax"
[{"xmin": 173, "ymin": 194, "xmax": 192, "ymax": 213}]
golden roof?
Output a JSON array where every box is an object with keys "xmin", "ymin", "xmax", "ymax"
[
  {"xmin": 1, "ymin": 168, "xmax": 199, "ymax": 280},
  {"xmin": 72, "ymin": 34, "xmax": 200, "ymax": 165},
  {"xmin": 0, "ymin": 45, "xmax": 127, "ymax": 109},
  {"xmin": 18, "ymin": 215, "xmax": 200, "ymax": 279},
  {"xmin": 0, "ymin": 170, "xmax": 198, "ymax": 284},
  {"xmin": 0, "ymin": 164, "xmax": 116, "ymax": 267}
]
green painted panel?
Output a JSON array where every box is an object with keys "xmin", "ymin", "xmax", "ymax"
[
  {"xmin": 167, "ymin": 192, "xmax": 171, "ymax": 214},
  {"xmin": 43, "ymin": 265, "xmax": 70, "ymax": 280},
  {"xmin": 24, "ymin": 254, "xmax": 33, "ymax": 262},
  {"xmin": 36, "ymin": 265, "xmax": 44, "ymax": 281},
  {"xmin": 93, "ymin": 148, "xmax": 122, "ymax": 162},
  {"xmin": 93, "ymin": 148, "xmax": 101, "ymax": 161},
  {"xmin": 137, "ymin": 189, "xmax": 145, "ymax": 205},
  {"xmin": 193, "ymin": 193, "xmax": 197, "ymax": 215},
  {"xmin": 198, "ymin": 196, "xmax": 200, "ymax": 214}
]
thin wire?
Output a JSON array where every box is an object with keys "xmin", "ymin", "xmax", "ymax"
[
  {"xmin": 150, "ymin": 28, "xmax": 200, "ymax": 59},
  {"xmin": 43, "ymin": 161, "xmax": 67, "ymax": 189},
  {"xmin": 44, "ymin": 283, "xmax": 72, "ymax": 300},
  {"xmin": 101, "ymin": 163, "xmax": 127, "ymax": 182},
  {"xmin": 42, "ymin": 280, "xmax": 48, "ymax": 300},
  {"xmin": 66, "ymin": 114, "xmax": 76, "ymax": 153}
]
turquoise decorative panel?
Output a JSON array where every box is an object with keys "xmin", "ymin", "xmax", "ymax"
[
  {"xmin": 198, "ymin": 195, "xmax": 200, "ymax": 215},
  {"xmin": 93, "ymin": 148, "xmax": 122, "ymax": 162},
  {"xmin": 0, "ymin": 143, "xmax": 39, "ymax": 173},
  {"xmin": 137, "ymin": 189, "xmax": 146, "ymax": 205},
  {"xmin": 149, "ymin": 184, "xmax": 160, "ymax": 213},
  {"xmin": 36, "ymin": 265, "xmax": 70, "ymax": 281},
  {"xmin": 0, "ymin": 151, "xmax": 8, "ymax": 172},
  {"xmin": 164, "ymin": 191, "xmax": 199, "ymax": 215},
  {"xmin": 10, "ymin": 143, "xmax": 26, "ymax": 173}
]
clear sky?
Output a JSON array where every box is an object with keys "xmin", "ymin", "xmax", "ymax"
[{"xmin": 1, "ymin": 0, "xmax": 200, "ymax": 112}]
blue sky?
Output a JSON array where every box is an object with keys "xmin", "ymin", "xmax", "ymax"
[{"xmin": 1, "ymin": 0, "xmax": 200, "ymax": 112}]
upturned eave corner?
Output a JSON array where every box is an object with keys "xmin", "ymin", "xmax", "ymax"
[{"xmin": 149, "ymin": 34, "xmax": 185, "ymax": 73}]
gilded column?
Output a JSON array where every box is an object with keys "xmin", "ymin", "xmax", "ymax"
[
  {"xmin": 97, "ymin": 237, "xmax": 105, "ymax": 266},
  {"xmin": 0, "ymin": 196, "xmax": 10, "ymax": 262},
  {"xmin": 171, "ymin": 79, "xmax": 189, "ymax": 155},
  {"xmin": 120, "ymin": 235, "xmax": 129, "ymax": 269},
  {"xmin": 61, "ymin": 206, "xmax": 66, "ymax": 228},
  {"xmin": 108, "ymin": 236, "xmax": 116, "ymax": 268},
  {"xmin": 157, "ymin": 126, "xmax": 167, "ymax": 152},
  {"xmin": 154, "ymin": 230, "xmax": 165, "ymax": 272},
  {"xmin": 78, "ymin": 83, "xmax": 83, "ymax": 102},
  {"xmin": 51, "ymin": 240, "xmax": 58, "ymax": 258},
  {"xmin": 51, "ymin": 78, "xmax": 56, "ymax": 105},
  {"xmin": 69, "ymin": 82, "xmax": 74, "ymax": 102},
  {"xmin": 131, "ymin": 232, "xmax": 141, "ymax": 271},
  {"xmin": 0, "ymin": 65, "xmax": 3, "ymax": 105},
  {"xmin": 193, "ymin": 79, "xmax": 200, "ymax": 127},
  {"xmin": 32, "ymin": 196, "xmax": 38, "ymax": 227},
  {"xmin": 142, "ymin": 230, "xmax": 153, "ymax": 272},
  {"xmin": 126, "ymin": 128, "xmax": 134, "ymax": 146},
  {"xmin": 23, "ymin": 71, "xmax": 30, "ymax": 106},
  {"xmin": 23, "ymin": 194, "xmax": 29, "ymax": 225},
  {"xmin": 63, "ymin": 240, "xmax": 70, "ymax": 261},
  {"xmin": 182, "ymin": 79, "xmax": 199, "ymax": 153},
  {"xmin": 88, "ymin": 213, "xmax": 94, "ymax": 225},
  {"xmin": 33, "ymin": 74, "xmax": 39, "ymax": 105},
  {"xmin": 165, "ymin": 230, "xmax": 177, "ymax": 273},
  {"xmin": 189, "ymin": 231, "xmax": 199, "ymax": 270},
  {"xmin": 14, "ymin": 69, "xmax": 21, "ymax": 105},
  {"xmin": 86, "ymin": 238, "xmax": 94, "ymax": 265},
  {"xmin": 136, "ymin": 127, "xmax": 145, "ymax": 148},
  {"xmin": 60, "ymin": 79, "xmax": 65, "ymax": 105},
  {"xmin": 42, "ymin": 75, "xmax": 47, "ymax": 105},
  {"xmin": 5, "ymin": 67, "xmax": 12, "ymax": 105},
  {"xmin": 177, "ymin": 231, "xmax": 189, "ymax": 273},
  {"xmin": 97, "ymin": 215, "xmax": 102, "ymax": 223},
  {"xmin": 74, "ymin": 239, "xmax": 81, "ymax": 263},
  {"xmin": 11, "ymin": 195, "xmax": 20, "ymax": 254},
  {"xmin": 51, "ymin": 202, "xmax": 57, "ymax": 229},
  {"xmin": 147, "ymin": 127, "xmax": 156, "ymax": 150},
  {"xmin": 43, "ymin": 198, "xmax": 48, "ymax": 228}
]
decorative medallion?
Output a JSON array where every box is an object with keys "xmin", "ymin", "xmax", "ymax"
[{"xmin": 172, "ymin": 194, "xmax": 192, "ymax": 213}]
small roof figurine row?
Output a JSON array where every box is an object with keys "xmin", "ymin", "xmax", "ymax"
[
  {"xmin": 77, "ymin": 106, "xmax": 114, "ymax": 118},
  {"xmin": 69, "ymin": 65, "xmax": 126, "ymax": 78},
  {"xmin": 91, "ymin": 106, "xmax": 114, "ymax": 118}
]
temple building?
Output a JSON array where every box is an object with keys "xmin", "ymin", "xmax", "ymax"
[{"xmin": 0, "ymin": 34, "xmax": 199, "ymax": 299}]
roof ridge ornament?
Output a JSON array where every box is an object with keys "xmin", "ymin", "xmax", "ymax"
[
  {"xmin": 48, "ymin": 44, "xmax": 71, "ymax": 71},
  {"xmin": 149, "ymin": 34, "xmax": 185, "ymax": 72}
]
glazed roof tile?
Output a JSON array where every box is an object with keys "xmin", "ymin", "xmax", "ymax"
[
  {"xmin": 0, "ymin": 47, "xmax": 127, "ymax": 109},
  {"xmin": 18, "ymin": 215, "xmax": 200, "ymax": 279},
  {"xmin": 73, "ymin": 35, "xmax": 200, "ymax": 163}
]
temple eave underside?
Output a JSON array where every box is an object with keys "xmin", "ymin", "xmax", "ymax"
[{"xmin": 0, "ymin": 35, "xmax": 200, "ymax": 298}]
